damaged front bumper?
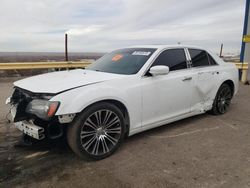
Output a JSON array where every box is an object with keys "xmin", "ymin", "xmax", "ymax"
[
  {"xmin": 15, "ymin": 120, "xmax": 45, "ymax": 140},
  {"xmin": 8, "ymin": 104, "xmax": 45, "ymax": 140},
  {"xmin": 6, "ymin": 88, "xmax": 75, "ymax": 141}
]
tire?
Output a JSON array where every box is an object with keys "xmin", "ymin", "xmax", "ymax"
[
  {"xmin": 211, "ymin": 83, "xmax": 233, "ymax": 115},
  {"xmin": 67, "ymin": 102, "xmax": 125, "ymax": 160}
]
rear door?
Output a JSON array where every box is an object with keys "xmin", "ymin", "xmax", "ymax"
[{"xmin": 188, "ymin": 49, "xmax": 220, "ymax": 111}]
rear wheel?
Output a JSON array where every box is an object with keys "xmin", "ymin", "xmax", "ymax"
[
  {"xmin": 67, "ymin": 102, "xmax": 125, "ymax": 160},
  {"xmin": 211, "ymin": 83, "xmax": 232, "ymax": 115}
]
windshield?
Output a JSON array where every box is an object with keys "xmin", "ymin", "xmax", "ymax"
[{"xmin": 86, "ymin": 48, "xmax": 156, "ymax": 75}]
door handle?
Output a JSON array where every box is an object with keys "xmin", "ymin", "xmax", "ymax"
[
  {"xmin": 212, "ymin": 71, "xmax": 219, "ymax": 75},
  {"xmin": 182, "ymin": 77, "xmax": 192, "ymax": 81}
]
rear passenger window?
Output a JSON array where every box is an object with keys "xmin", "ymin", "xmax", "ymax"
[
  {"xmin": 152, "ymin": 49, "xmax": 187, "ymax": 71},
  {"xmin": 189, "ymin": 49, "xmax": 210, "ymax": 67},
  {"xmin": 208, "ymin": 54, "xmax": 217, "ymax": 65}
]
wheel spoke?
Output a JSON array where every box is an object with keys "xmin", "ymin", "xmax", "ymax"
[
  {"xmin": 80, "ymin": 131, "xmax": 96, "ymax": 139},
  {"xmin": 222, "ymin": 88, "xmax": 227, "ymax": 96},
  {"xmin": 225, "ymin": 91, "xmax": 231, "ymax": 98},
  {"xmin": 218, "ymin": 103, "xmax": 223, "ymax": 113},
  {"xmin": 106, "ymin": 127, "xmax": 121, "ymax": 134},
  {"xmin": 105, "ymin": 116, "xmax": 120, "ymax": 129},
  {"xmin": 220, "ymin": 106, "xmax": 223, "ymax": 113},
  {"xmin": 85, "ymin": 118, "xmax": 98, "ymax": 130},
  {"xmin": 225, "ymin": 100, "xmax": 230, "ymax": 106},
  {"xmin": 105, "ymin": 134, "xmax": 118, "ymax": 146},
  {"xmin": 222, "ymin": 105, "xmax": 226, "ymax": 112},
  {"xmin": 94, "ymin": 111, "xmax": 102, "ymax": 127},
  {"xmin": 83, "ymin": 135, "xmax": 97, "ymax": 150},
  {"xmin": 91, "ymin": 137, "xmax": 100, "ymax": 155},
  {"xmin": 101, "ymin": 136, "xmax": 109, "ymax": 153},
  {"xmin": 103, "ymin": 110, "xmax": 113, "ymax": 126}
]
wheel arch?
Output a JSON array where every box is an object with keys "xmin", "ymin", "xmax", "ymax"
[
  {"xmin": 210, "ymin": 79, "xmax": 235, "ymax": 115},
  {"xmin": 222, "ymin": 79, "xmax": 235, "ymax": 95},
  {"xmin": 80, "ymin": 99, "xmax": 130, "ymax": 137}
]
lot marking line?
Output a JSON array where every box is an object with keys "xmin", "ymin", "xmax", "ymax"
[
  {"xmin": 25, "ymin": 151, "xmax": 49, "ymax": 159},
  {"xmin": 149, "ymin": 126, "xmax": 220, "ymax": 139},
  {"xmin": 216, "ymin": 118, "xmax": 239, "ymax": 130}
]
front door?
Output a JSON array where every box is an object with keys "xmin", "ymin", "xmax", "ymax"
[{"xmin": 141, "ymin": 48, "xmax": 194, "ymax": 128}]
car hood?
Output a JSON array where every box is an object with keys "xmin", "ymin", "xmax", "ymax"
[{"xmin": 14, "ymin": 69, "xmax": 125, "ymax": 94}]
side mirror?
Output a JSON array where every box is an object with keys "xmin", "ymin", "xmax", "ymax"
[{"xmin": 149, "ymin": 65, "xmax": 169, "ymax": 76}]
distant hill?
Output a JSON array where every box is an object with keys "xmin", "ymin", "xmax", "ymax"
[{"xmin": 0, "ymin": 52, "xmax": 105, "ymax": 63}]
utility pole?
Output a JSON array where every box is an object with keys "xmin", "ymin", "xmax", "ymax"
[
  {"xmin": 240, "ymin": 0, "xmax": 250, "ymax": 82},
  {"xmin": 65, "ymin": 33, "xmax": 68, "ymax": 61},
  {"xmin": 219, "ymin": 44, "xmax": 223, "ymax": 58}
]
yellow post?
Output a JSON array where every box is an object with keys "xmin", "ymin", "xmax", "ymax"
[
  {"xmin": 241, "ymin": 67, "xmax": 248, "ymax": 83},
  {"xmin": 234, "ymin": 62, "xmax": 249, "ymax": 83}
]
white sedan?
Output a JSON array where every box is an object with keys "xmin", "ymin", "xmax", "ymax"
[{"xmin": 7, "ymin": 45, "xmax": 238, "ymax": 160}]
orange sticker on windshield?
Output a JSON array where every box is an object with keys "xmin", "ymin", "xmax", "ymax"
[{"xmin": 112, "ymin": 54, "xmax": 123, "ymax": 62}]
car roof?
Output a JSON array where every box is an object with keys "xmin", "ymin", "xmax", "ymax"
[
  {"xmin": 130, "ymin": 44, "xmax": 225, "ymax": 66},
  {"xmin": 130, "ymin": 44, "xmax": 206, "ymax": 51}
]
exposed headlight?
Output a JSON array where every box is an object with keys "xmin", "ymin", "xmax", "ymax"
[{"xmin": 25, "ymin": 99, "xmax": 60, "ymax": 120}]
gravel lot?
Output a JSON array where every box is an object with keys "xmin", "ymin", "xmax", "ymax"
[{"xmin": 0, "ymin": 77, "xmax": 250, "ymax": 188}]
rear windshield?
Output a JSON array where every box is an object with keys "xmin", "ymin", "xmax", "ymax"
[{"xmin": 86, "ymin": 48, "xmax": 156, "ymax": 75}]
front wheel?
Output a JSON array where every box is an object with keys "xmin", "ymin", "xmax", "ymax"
[
  {"xmin": 67, "ymin": 102, "xmax": 125, "ymax": 160},
  {"xmin": 211, "ymin": 83, "xmax": 232, "ymax": 115}
]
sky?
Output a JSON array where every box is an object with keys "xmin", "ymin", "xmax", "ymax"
[{"xmin": 0, "ymin": 0, "xmax": 246, "ymax": 54}]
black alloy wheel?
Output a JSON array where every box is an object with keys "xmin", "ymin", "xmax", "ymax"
[
  {"xmin": 67, "ymin": 102, "xmax": 125, "ymax": 160},
  {"xmin": 211, "ymin": 83, "xmax": 232, "ymax": 115}
]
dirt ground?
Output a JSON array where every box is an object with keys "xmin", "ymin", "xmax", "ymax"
[{"xmin": 0, "ymin": 77, "xmax": 250, "ymax": 188}]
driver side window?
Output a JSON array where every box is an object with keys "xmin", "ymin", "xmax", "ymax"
[{"xmin": 152, "ymin": 49, "xmax": 187, "ymax": 71}]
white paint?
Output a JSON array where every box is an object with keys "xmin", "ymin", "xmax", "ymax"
[
  {"xmin": 14, "ymin": 69, "xmax": 125, "ymax": 94},
  {"xmin": 149, "ymin": 65, "xmax": 169, "ymax": 76}
]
